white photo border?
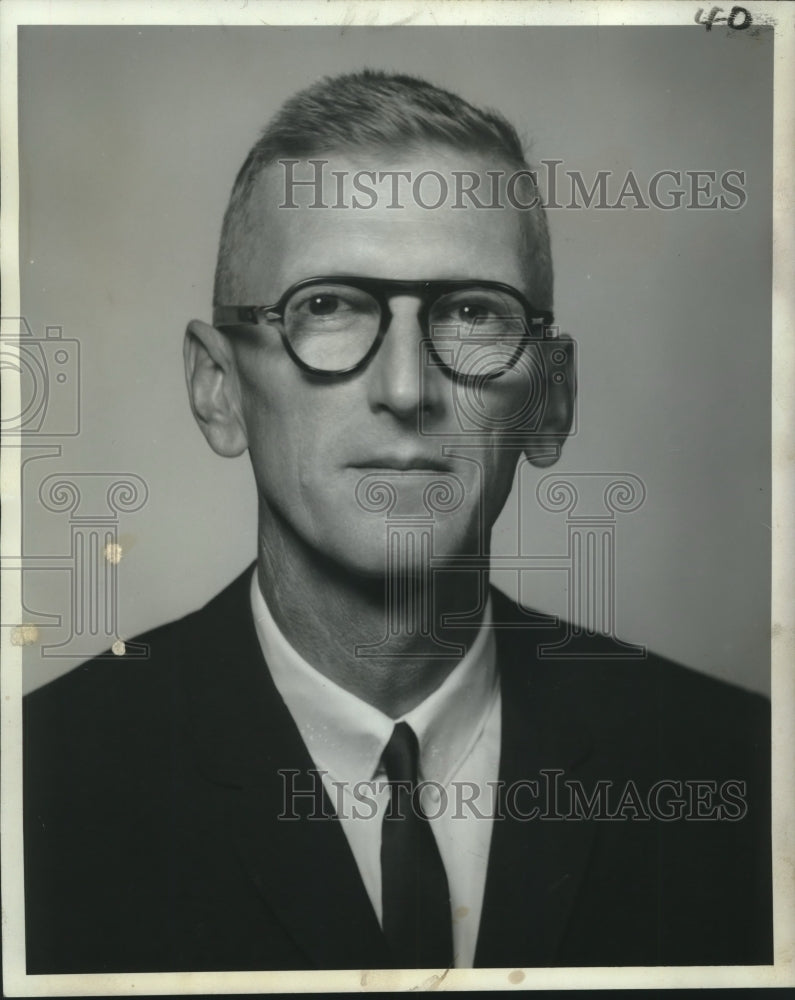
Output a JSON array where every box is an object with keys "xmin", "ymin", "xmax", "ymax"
[{"xmin": 1, "ymin": 0, "xmax": 792, "ymax": 994}]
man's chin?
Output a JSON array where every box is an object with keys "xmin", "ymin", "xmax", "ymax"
[{"xmin": 315, "ymin": 523, "xmax": 485, "ymax": 582}]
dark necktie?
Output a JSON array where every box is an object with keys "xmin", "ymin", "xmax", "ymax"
[{"xmin": 380, "ymin": 721, "xmax": 453, "ymax": 968}]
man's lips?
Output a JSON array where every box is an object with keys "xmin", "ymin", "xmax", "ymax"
[{"xmin": 349, "ymin": 456, "xmax": 451, "ymax": 472}]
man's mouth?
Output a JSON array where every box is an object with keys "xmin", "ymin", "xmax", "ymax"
[{"xmin": 350, "ymin": 455, "xmax": 451, "ymax": 472}]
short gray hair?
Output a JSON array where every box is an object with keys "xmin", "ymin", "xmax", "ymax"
[{"xmin": 214, "ymin": 70, "xmax": 552, "ymax": 308}]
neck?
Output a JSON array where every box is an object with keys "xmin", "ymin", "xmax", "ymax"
[{"xmin": 256, "ymin": 508, "xmax": 488, "ymax": 718}]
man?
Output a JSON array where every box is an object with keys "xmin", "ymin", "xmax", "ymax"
[{"xmin": 23, "ymin": 71, "xmax": 771, "ymax": 972}]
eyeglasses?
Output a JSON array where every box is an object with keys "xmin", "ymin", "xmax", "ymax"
[{"xmin": 213, "ymin": 276, "xmax": 554, "ymax": 381}]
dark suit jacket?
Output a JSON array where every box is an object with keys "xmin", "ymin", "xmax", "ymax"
[{"xmin": 23, "ymin": 566, "xmax": 772, "ymax": 972}]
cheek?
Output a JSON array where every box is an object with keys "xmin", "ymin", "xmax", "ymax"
[
  {"xmin": 235, "ymin": 361, "xmax": 299, "ymax": 487},
  {"xmin": 235, "ymin": 363, "xmax": 343, "ymax": 493},
  {"xmin": 485, "ymin": 444, "xmax": 522, "ymax": 500},
  {"xmin": 448, "ymin": 359, "xmax": 541, "ymax": 437},
  {"xmin": 489, "ymin": 378, "xmax": 540, "ymax": 432},
  {"xmin": 458, "ymin": 434, "xmax": 521, "ymax": 528}
]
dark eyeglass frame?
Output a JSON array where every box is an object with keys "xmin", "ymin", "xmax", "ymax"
[{"xmin": 213, "ymin": 275, "xmax": 555, "ymax": 381}]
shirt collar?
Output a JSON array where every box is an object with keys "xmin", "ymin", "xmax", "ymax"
[{"xmin": 250, "ymin": 570, "xmax": 497, "ymax": 789}]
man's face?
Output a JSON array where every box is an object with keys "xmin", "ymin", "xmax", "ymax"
[{"xmin": 225, "ymin": 148, "xmax": 540, "ymax": 576}]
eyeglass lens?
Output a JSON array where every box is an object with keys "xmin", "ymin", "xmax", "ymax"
[{"xmin": 279, "ymin": 282, "xmax": 528, "ymax": 375}]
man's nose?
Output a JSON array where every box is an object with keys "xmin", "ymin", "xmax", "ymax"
[{"xmin": 365, "ymin": 298, "xmax": 444, "ymax": 420}]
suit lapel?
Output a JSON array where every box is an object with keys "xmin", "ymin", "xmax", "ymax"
[
  {"xmin": 475, "ymin": 594, "xmax": 599, "ymax": 967},
  {"xmin": 180, "ymin": 572, "xmax": 602, "ymax": 969},
  {"xmin": 180, "ymin": 568, "xmax": 390, "ymax": 969}
]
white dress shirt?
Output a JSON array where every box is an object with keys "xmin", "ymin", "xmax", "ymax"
[{"xmin": 250, "ymin": 571, "xmax": 501, "ymax": 968}]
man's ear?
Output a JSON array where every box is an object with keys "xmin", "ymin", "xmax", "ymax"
[
  {"xmin": 523, "ymin": 334, "xmax": 576, "ymax": 468},
  {"xmin": 183, "ymin": 320, "xmax": 248, "ymax": 458}
]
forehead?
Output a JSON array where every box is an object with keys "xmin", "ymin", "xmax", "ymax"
[{"xmin": 232, "ymin": 148, "xmax": 529, "ymax": 299}]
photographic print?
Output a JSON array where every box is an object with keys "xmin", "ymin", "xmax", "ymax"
[{"xmin": 1, "ymin": 1, "xmax": 792, "ymax": 994}]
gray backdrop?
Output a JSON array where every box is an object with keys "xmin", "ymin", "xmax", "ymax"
[{"xmin": 16, "ymin": 25, "xmax": 772, "ymax": 694}]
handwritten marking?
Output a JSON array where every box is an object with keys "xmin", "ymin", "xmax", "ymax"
[{"xmin": 694, "ymin": 6, "xmax": 752, "ymax": 31}]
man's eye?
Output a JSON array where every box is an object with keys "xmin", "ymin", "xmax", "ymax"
[
  {"xmin": 286, "ymin": 286, "xmax": 379, "ymax": 335},
  {"xmin": 457, "ymin": 303, "xmax": 492, "ymax": 322},
  {"xmin": 307, "ymin": 295, "xmax": 341, "ymax": 316},
  {"xmin": 445, "ymin": 300, "xmax": 502, "ymax": 326}
]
